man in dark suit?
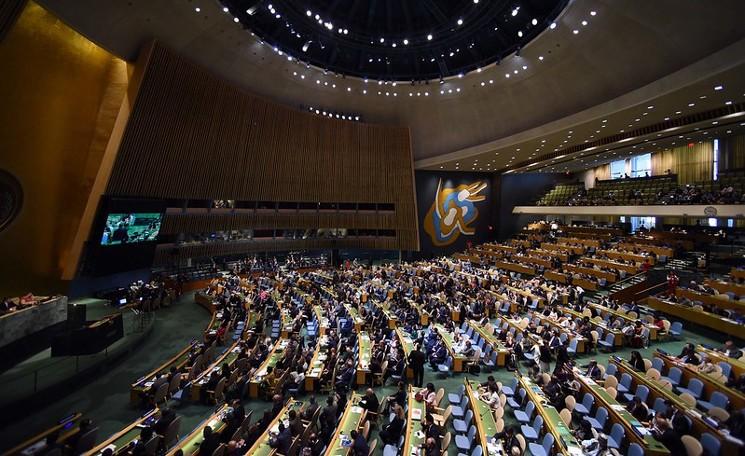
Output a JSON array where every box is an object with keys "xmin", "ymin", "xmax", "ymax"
[
  {"xmin": 360, "ymin": 388, "xmax": 380, "ymax": 421},
  {"xmin": 199, "ymin": 426, "xmax": 220, "ymax": 456},
  {"xmin": 409, "ymin": 343, "xmax": 426, "ymax": 387},
  {"xmin": 350, "ymin": 430, "xmax": 369, "ymax": 456},
  {"xmin": 269, "ymin": 422, "xmax": 292, "ymax": 454}
]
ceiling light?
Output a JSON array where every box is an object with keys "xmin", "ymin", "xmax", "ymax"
[
  {"xmin": 726, "ymin": 101, "xmax": 733, "ymax": 105},
  {"xmin": 714, "ymin": 85, "xmax": 724, "ymax": 91},
  {"xmin": 688, "ymin": 103, "xmax": 695, "ymax": 107},
  {"xmin": 427, "ymin": 34, "xmax": 433, "ymax": 41},
  {"xmin": 590, "ymin": 11, "xmax": 597, "ymax": 16},
  {"xmin": 403, "ymin": 39, "xmax": 409, "ymax": 45},
  {"xmin": 223, "ymin": 7, "xmax": 229, "ymax": 13},
  {"xmin": 550, "ymin": 22, "xmax": 557, "ymax": 29},
  {"xmin": 538, "ymin": 56, "xmax": 544, "ymax": 61},
  {"xmin": 572, "ymin": 29, "xmax": 579, "ymax": 34},
  {"xmin": 517, "ymin": 31, "xmax": 523, "ymax": 37},
  {"xmin": 522, "ymin": 65, "xmax": 527, "ymax": 70},
  {"xmin": 531, "ymin": 18, "xmax": 538, "ymax": 26},
  {"xmin": 512, "ymin": 8, "xmax": 519, "ymax": 16},
  {"xmin": 457, "ymin": 18, "xmax": 463, "ymax": 26},
  {"xmin": 195, "ymin": 7, "xmax": 200, "ymax": 12},
  {"xmin": 581, "ymin": 20, "xmax": 588, "ymax": 26},
  {"xmin": 233, "ymin": 17, "xmax": 239, "ymax": 22}
]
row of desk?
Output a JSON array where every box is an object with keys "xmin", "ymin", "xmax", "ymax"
[{"xmin": 646, "ymin": 296, "xmax": 745, "ymax": 339}]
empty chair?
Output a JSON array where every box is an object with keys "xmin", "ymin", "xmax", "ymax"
[
  {"xmin": 604, "ymin": 363, "xmax": 617, "ymax": 379},
  {"xmin": 607, "ymin": 423, "xmax": 625, "ymax": 449},
  {"xmin": 507, "ymin": 388, "xmax": 526, "ymax": 410},
  {"xmin": 616, "ymin": 373, "xmax": 632, "ymax": 394},
  {"xmin": 652, "ymin": 397, "xmax": 667, "ymax": 415},
  {"xmin": 566, "ymin": 338, "xmax": 579, "ymax": 356},
  {"xmin": 660, "ymin": 367, "xmax": 682, "ymax": 387},
  {"xmin": 598, "ymin": 333, "xmax": 616, "ymax": 351},
  {"xmin": 573, "ymin": 393, "xmax": 595, "ymax": 416},
  {"xmin": 462, "ymin": 446, "xmax": 482, "ymax": 456},
  {"xmin": 559, "ymin": 408, "xmax": 572, "ymax": 426},
  {"xmin": 449, "ymin": 385, "xmax": 465, "ymax": 405},
  {"xmin": 698, "ymin": 391, "xmax": 729, "ymax": 412},
  {"xmin": 709, "ymin": 407, "xmax": 730, "ymax": 423},
  {"xmin": 502, "ymin": 378, "xmax": 518, "ymax": 396},
  {"xmin": 677, "ymin": 378, "xmax": 704, "ymax": 399},
  {"xmin": 701, "ymin": 432, "xmax": 721, "ymax": 456},
  {"xmin": 453, "ymin": 409, "xmax": 473, "ymax": 434},
  {"xmin": 652, "ymin": 357, "xmax": 664, "ymax": 372},
  {"xmin": 528, "ymin": 433, "xmax": 555, "ymax": 456},
  {"xmin": 452, "ymin": 395, "xmax": 469, "ymax": 419},
  {"xmin": 624, "ymin": 385, "xmax": 649, "ymax": 404},
  {"xmin": 514, "ymin": 401, "xmax": 535, "ymax": 424},
  {"xmin": 483, "ymin": 351, "xmax": 498, "ymax": 373},
  {"xmin": 669, "ymin": 321, "xmax": 683, "ymax": 339},
  {"xmin": 583, "ymin": 407, "xmax": 608, "ymax": 431},
  {"xmin": 628, "ymin": 443, "xmax": 645, "ymax": 456},
  {"xmin": 681, "ymin": 435, "xmax": 704, "ymax": 456},
  {"xmin": 437, "ymin": 356, "xmax": 453, "ymax": 377},
  {"xmin": 521, "ymin": 414, "xmax": 543, "ymax": 441},
  {"xmin": 455, "ymin": 425, "xmax": 477, "ymax": 452}
]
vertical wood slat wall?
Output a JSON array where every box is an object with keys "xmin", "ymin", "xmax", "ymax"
[{"xmin": 106, "ymin": 42, "xmax": 419, "ymax": 250}]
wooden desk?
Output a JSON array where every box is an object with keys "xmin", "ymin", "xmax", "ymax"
[
  {"xmin": 357, "ymin": 332, "xmax": 372, "ymax": 385},
  {"xmin": 313, "ymin": 305, "xmax": 330, "ymax": 335},
  {"xmin": 343, "ymin": 303, "xmax": 365, "ymax": 332},
  {"xmin": 433, "ymin": 324, "xmax": 467, "ymax": 373},
  {"xmin": 585, "ymin": 258, "xmax": 638, "ymax": 275},
  {"xmin": 249, "ymin": 338, "xmax": 290, "ymax": 398},
  {"xmin": 540, "ymin": 243, "xmax": 580, "ymax": 256},
  {"xmin": 244, "ymin": 399, "xmax": 302, "ymax": 456},
  {"xmin": 569, "ymin": 277, "xmax": 599, "ymax": 292},
  {"xmin": 495, "ymin": 260, "xmax": 536, "ymax": 276},
  {"xmin": 396, "ymin": 328, "xmax": 416, "ymax": 379},
  {"xmin": 588, "ymin": 303, "xmax": 658, "ymax": 341},
  {"xmin": 565, "ymin": 264, "xmax": 616, "ymax": 283},
  {"xmin": 530, "ymin": 312, "xmax": 587, "ymax": 353},
  {"xmin": 645, "ymin": 297, "xmax": 745, "ymax": 339},
  {"xmin": 305, "ymin": 335, "xmax": 330, "ymax": 392},
  {"xmin": 696, "ymin": 345, "xmax": 745, "ymax": 379},
  {"xmin": 85, "ymin": 410, "xmax": 159, "ymax": 456},
  {"xmin": 483, "ymin": 243, "xmax": 518, "ymax": 254},
  {"xmin": 467, "ymin": 321, "xmax": 508, "ymax": 367},
  {"xmin": 656, "ymin": 352, "xmax": 745, "ymax": 410},
  {"xmin": 494, "ymin": 315, "xmax": 542, "ymax": 346},
  {"xmin": 4, "ymin": 413, "xmax": 83, "ymax": 456},
  {"xmin": 529, "ymin": 248, "xmax": 569, "ymax": 262},
  {"xmin": 168, "ymin": 404, "xmax": 228, "ymax": 455},
  {"xmin": 192, "ymin": 342, "xmax": 244, "ymax": 401},
  {"xmin": 374, "ymin": 300, "xmax": 398, "ymax": 329},
  {"xmin": 617, "ymin": 243, "xmax": 674, "ymax": 258},
  {"xmin": 131, "ymin": 342, "xmax": 197, "ymax": 405},
  {"xmin": 610, "ymin": 358, "xmax": 741, "ymax": 455},
  {"xmin": 705, "ymin": 279, "xmax": 745, "ymax": 298},
  {"xmin": 574, "ymin": 372, "xmax": 669, "ymax": 456},
  {"xmin": 598, "ymin": 249, "xmax": 651, "ymax": 265},
  {"xmin": 518, "ymin": 375, "xmax": 584, "ymax": 456},
  {"xmin": 544, "ymin": 270, "xmax": 570, "ymax": 284},
  {"xmin": 560, "ymin": 307, "xmax": 623, "ymax": 347},
  {"xmin": 675, "ymin": 288, "xmax": 745, "ymax": 313},
  {"xmin": 731, "ymin": 268, "xmax": 745, "ymax": 281},
  {"xmin": 402, "ymin": 386, "xmax": 426, "ymax": 455},
  {"xmin": 464, "ymin": 379, "xmax": 499, "ymax": 454},
  {"xmin": 557, "ymin": 237, "xmax": 601, "ymax": 248},
  {"xmin": 325, "ymin": 394, "xmax": 366, "ymax": 456}
]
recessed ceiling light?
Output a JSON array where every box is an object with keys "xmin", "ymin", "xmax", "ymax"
[
  {"xmin": 590, "ymin": 11, "xmax": 597, "ymax": 16},
  {"xmin": 714, "ymin": 85, "xmax": 724, "ymax": 91},
  {"xmin": 688, "ymin": 103, "xmax": 695, "ymax": 107},
  {"xmin": 572, "ymin": 29, "xmax": 579, "ymax": 34},
  {"xmin": 427, "ymin": 34, "xmax": 433, "ymax": 41},
  {"xmin": 581, "ymin": 20, "xmax": 588, "ymax": 26},
  {"xmin": 457, "ymin": 18, "xmax": 463, "ymax": 26}
]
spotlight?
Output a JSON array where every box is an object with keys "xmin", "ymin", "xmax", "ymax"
[{"xmin": 302, "ymin": 41, "xmax": 312, "ymax": 52}]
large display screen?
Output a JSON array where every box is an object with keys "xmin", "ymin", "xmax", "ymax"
[{"xmin": 100, "ymin": 213, "xmax": 162, "ymax": 245}]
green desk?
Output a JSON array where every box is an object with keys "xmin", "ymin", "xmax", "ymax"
[
  {"xmin": 433, "ymin": 323, "xmax": 467, "ymax": 372},
  {"xmin": 402, "ymin": 386, "xmax": 426, "ymax": 455},
  {"xmin": 357, "ymin": 332, "xmax": 372, "ymax": 385},
  {"xmin": 167, "ymin": 404, "xmax": 228, "ymax": 456},
  {"xmin": 244, "ymin": 400, "xmax": 303, "ymax": 456},
  {"xmin": 465, "ymin": 379, "xmax": 499, "ymax": 454},
  {"xmin": 249, "ymin": 338, "xmax": 290, "ymax": 398},
  {"xmin": 325, "ymin": 394, "xmax": 365, "ymax": 456}
]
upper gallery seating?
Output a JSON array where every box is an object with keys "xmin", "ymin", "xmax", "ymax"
[{"xmin": 534, "ymin": 172, "xmax": 745, "ymax": 206}]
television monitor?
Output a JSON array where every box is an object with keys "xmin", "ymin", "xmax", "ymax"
[{"xmin": 101, "ymin": 212, "xmax": 162, "ymax": 245}]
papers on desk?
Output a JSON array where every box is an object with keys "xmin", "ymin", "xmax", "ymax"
[
  {"xmin": 144, "ymin": 381, "xmax": 154, "ymax": 388},
  {"xmin": 567, "ymin": 447, "xmax": 585, "ymax": 456},
  {"xmin": 611, "ymin": 404, "xmax": 625, "ymax": 412},
  {"xmin": 411, "ymin": 408, "xmax": 423, "ymax": 421},
  {"xmin": 634, "ymin": 426, "xmax": 650, "ymax": 436},
  {"xmin": 311, "ymin": 368, "xmax": 322, "ymax": 377},
  {"xmin": 351, "ymin": 406, "xmax": 364, "ymax": 414}
]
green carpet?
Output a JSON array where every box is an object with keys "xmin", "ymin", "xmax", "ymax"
[{"xmin": 0, "ymin": 291, "xmax": 725, "ymax": 454}]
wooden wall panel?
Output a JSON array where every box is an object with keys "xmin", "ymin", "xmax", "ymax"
[
  {"xmin": 0, "ymin": 0, "xmax": 26, "ymax": 42},
  {"xmin": 107, "ymin": 42, "xmax": 418, "ymax": 250}
]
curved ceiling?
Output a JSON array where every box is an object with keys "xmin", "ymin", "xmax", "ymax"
[
  {"xmin": 36, "ymin": 0, "xmax": 745, "ymax": 165},
  {"xmin": 223, "ymin": 0, "xmax": 567, "ymax": 80}
]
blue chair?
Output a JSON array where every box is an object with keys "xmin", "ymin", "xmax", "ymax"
[
  {"xmin": 453, "ymin": 409, "xmax": 473, "ymax": 434},
  {"xmin": 698, "ymin": 391, "xmax": 728, "ymax": 412},
  {"xmin": 718, "ymin": 362, "xmax": 732, "ymax": 379},
  {"xmin": 628, "ymin": 443, "xmax": 644, "ymax": 456},
  {"xmin": 437, "ymin": 356, "xmax": 453, "ymax": 378},
  {"xmin": 528, "ymin": 433, "xmax": 555, "ymax": 456},
  {"xmin": 455, "ymin": 425, "xmax": 477, "ymax": 452},
  {"xmin": 598, "ymin": 333, "xmax": 615, "ymax": 351},
  {"xmin": 382, "ymin": 445, "xmax": 398, "ymax": 456},
  {"xmin": 624, "ymin": 384, "xmax": 649, "ymax": 403},
  {"xmin": 701, "ymin": 432, "xmax": 721, "ymax": 456},
  {"xmin": 458, "ymin": 446, "xmax": 483, "ymax": 456},
  {"xmin": 677, "ymin": 378, "xmax": 704, "ymax": 399},
  {"xmin": 449, "ymin": 385, "xmax": 466, "ymax": 405},
  {"xmin": 652, "ymin": 357, "xmax": 664, "ymax": 372},
  {"xmin": 660, "ymin": 367, "xmax": 682, "ymax": 387},
  {"xmin": 607, "ymin": 423, "xmax": 625, "ymax": 449},
  {"xmin": 669, "ymin": 321, "xmax": 683, "ymax": 339},
  {"xmin": 566, "ymin": 338, "xmax": 579, "ymax": 356},
  {"xmin": 521, "ymin": 415, "xmax": 544, "ymax": 441},
  {"xmin": 483, "ymin": 350, "xmax": 498, "ymax": 373},
  {"xmin": 616, "ymin": 373, "xmax": 632, "ymax": 394},
  {"xmin": 652, "ymin": 397, "xmax": 667, "ymax": 415},
  {"xmin": 502, "ymin": 378, "xmax": 518, "ymax": 396},
  {"xmin": 573, "ymin": 393, "xmax": 595, "ymax": 416},
  {"xmin": 583, "ymin": 407, "xmax": 608, "ymax": 431},
  {"xmin": 514, "ymin": 401, "xmax": 535, "ymax": 424},
  {"xmin": 507, "ymin": 388, "xmax": 525, "ymax": 410},
  {"xmin": 452, "ymin": 396, "xmax": 469, "ymax": 419},
  {"xmin": 604, "ymin": 362, "xmax": 617, "ymax": 380}
]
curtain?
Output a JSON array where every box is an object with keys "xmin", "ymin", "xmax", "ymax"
[{"xmin": 651, "ymin": 141, "xmax": 713, "ymax": 184}]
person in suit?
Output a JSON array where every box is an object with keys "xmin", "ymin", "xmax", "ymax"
[
  {"xmin": 584, "ymin": 360, "xmax": 602, "ymax": 380},
  {"xmin": 387, "ymin": 381, "xmax": 407, "ymax": 412},
  {"xmin": 269, "ymin": 422, "xmax": 292, "ymax": 454},
  {"xmin": 379, "ymin": 405, "xmax": 405, "ymax": 445},
  {"xmin": 360, "ymin": 388, "xmax": 380, "ymax": 421},
  {"xmin": 288, "ymin": 409, "xmax": 304, "ymax": 437},
  {"xmin": 350, "ymin": 430, "xmax": 369, "ymax": 456},
  {"xmin": 723, "ymin": 340, "xmax": 743, "ymax": 359},
  {"xmin": 199, "ymin": 426, "xmax": 220, "ymax": 456},
  {"xmin": 422, "ymin": 414, "xmax": 443, "ymax": 445},
  {"xmin": 409, "ymin": 343, "xmax": 426, "ymax": 387},
  {"xmin": 302, "ymin": 395, "xmax": 319, "ymax": 421}
]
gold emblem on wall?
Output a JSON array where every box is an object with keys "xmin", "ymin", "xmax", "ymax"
[{"xmin": 424, "ymin": 179, "xmax": 487, "ymax": 246}]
